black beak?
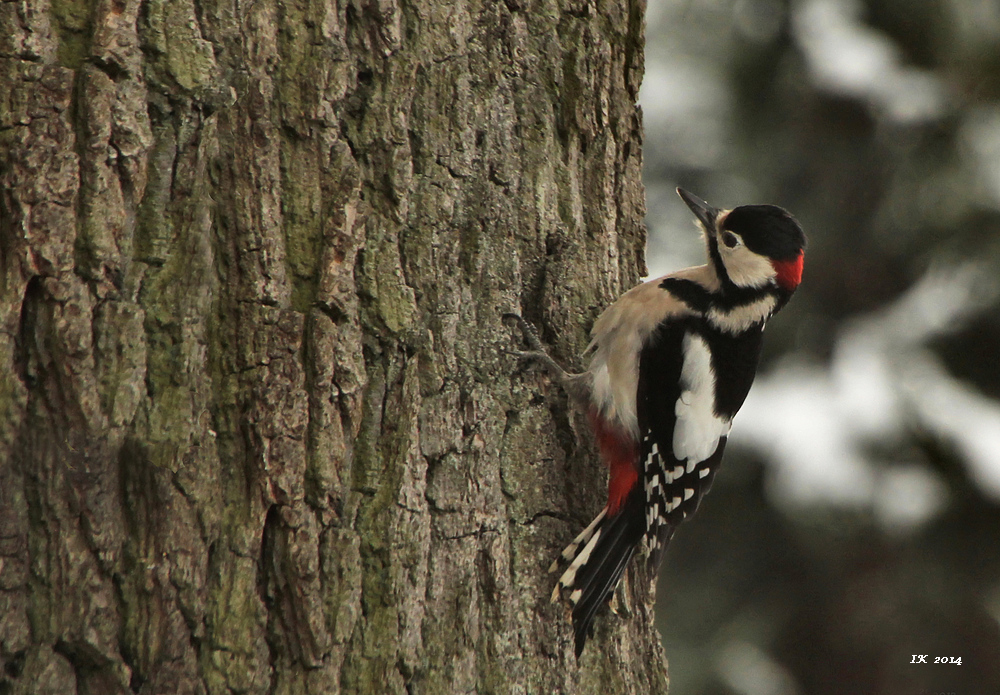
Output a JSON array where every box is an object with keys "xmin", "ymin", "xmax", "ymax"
[{"xmin": 677, "ymin": 188, "xmax": 719, "ymax": 231}]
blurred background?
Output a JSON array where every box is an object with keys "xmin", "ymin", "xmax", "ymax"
[{"xmin": 639, "ymin": 0, "xmax": 1000, "ymax": 693}]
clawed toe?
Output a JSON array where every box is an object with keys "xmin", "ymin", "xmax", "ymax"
[{"xmin": 503, "ymin": 313, "xmax": 548, "ymax": 354}]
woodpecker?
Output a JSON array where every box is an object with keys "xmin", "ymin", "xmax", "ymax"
[{"xmin": 507, "ymin": 188, "xmax": 805, "ymax": 657}]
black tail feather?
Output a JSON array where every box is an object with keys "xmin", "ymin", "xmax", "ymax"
[
  {"xmin": 553, "ymin": 492, "xmax": 646, "ymax": 656},
  {"xmin": 571, "ymin": 539, "xmax": 635, "ymax": 656}
]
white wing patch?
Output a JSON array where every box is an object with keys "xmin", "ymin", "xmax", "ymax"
[{"xmin": 673, "ymin": 333, "xmax": 732, "ymax": 464}]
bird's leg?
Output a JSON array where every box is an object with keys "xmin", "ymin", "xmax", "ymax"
[
  {"xmin": 503, "ymin": 313, "xmax": 571, "ymax": 378},
  {"xmin": 503, "ymin": 313, "xmax": 591, "ymax": 406}
]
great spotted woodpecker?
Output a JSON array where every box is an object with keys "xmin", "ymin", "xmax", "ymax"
[{"xmin": 507, "ymin": 188, "xmax": 805, "ymax": 656}]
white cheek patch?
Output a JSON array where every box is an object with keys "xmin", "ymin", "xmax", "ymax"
[
  {"xmin": 721, "ymin": 244, "xmax": 777, "ymax": 289},
  {"xmin": 673, "ymin": 333, "xmax": 732, "ymax": 464}
]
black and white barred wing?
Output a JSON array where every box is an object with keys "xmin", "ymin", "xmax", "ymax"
[{"xmin": 639, "ymin": 326, "xmax": 730, "ymax": 565}]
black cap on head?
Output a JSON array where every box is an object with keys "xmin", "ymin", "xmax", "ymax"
[{"xmin": 723, "ymin": 205, "xmax": 805, "ymax": 261}]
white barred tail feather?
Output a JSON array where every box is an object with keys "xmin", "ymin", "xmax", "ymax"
[
  {"xmin": 549, "ymin": 497, "xmax": 644, "ymax": 657},
  {"xmin": 549, "ymin": 426, "xmax": 725, "ymax": 656}
]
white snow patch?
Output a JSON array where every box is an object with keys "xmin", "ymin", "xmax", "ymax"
[{"xmin": 792, "ymin": 0, "xmax": 946, "ymax": 123}]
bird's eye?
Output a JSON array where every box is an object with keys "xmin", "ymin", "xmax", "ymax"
[{"xmin": 721, "ymin": 231, "xmax": 740, "ymax": 248}]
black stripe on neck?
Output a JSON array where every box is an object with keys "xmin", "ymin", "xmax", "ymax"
[
  {"xmin": 706, "ymin": 231, "xmax": 790, "ymax": 307},
  {"xmin": 706, "ymin": 231, "xmax": 729, "ymax": 286},
  {"xmin": 659, "ymin": 278, "xmax": 712, "ymax": 313},
  {"xmin": 660, "ymin": 277, "xmax": 781, "ymax": 314}
]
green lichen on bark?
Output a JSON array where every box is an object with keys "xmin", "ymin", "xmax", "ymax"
[
  {"xmin": 141, "ymin": 0, "xmax": 219, "ymax": 95},
  {"xmin": 49, "ymin": 0, "xmax": 90, "ymax": 68}
]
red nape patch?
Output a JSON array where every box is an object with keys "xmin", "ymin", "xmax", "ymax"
[
  {"xmin": 772, "ymin": 251, "xmax": 804, "ymax": 290},
  {"xmin": 587, "ymin": 411, "xmax": 639, "ymax": 515}
]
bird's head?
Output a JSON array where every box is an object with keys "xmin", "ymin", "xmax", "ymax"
[{"xmin": 677, "ymin": 188, "xmax": 806, "ymax": 292}]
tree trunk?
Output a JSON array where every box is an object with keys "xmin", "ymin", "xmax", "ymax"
[{"xmin": 0, "ymin": 0, "xmax": 664, "ymax": 692}]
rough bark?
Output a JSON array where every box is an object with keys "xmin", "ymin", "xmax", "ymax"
[{"xmin": 0, "ymin": 0, "xmax": 665, "ymax": 692}]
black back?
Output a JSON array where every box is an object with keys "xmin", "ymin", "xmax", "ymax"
[{"xmin": 636, "ymin": 316, "xmax": 765, "ymax": 567}]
